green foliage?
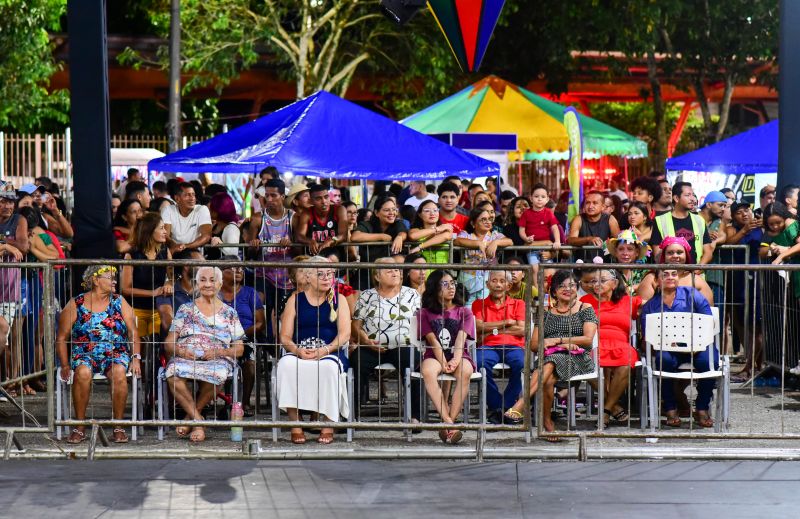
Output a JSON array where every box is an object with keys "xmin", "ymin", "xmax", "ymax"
[{"xmin": 0, "ymin": 0, "xmax": 68, "ymax": 131}]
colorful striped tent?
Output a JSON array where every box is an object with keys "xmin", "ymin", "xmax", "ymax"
[{"xmin": 401, "ymin": 76, "xmax": 648, "ymax": 160}]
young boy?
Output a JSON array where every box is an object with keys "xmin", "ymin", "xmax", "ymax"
[
  {"xmin": 437, "ymin": 181, "xmax": 469, "ymax": 234},
  {"xmin": 518, "ymin": 184, "xmax": 561, "ymax": 278}
]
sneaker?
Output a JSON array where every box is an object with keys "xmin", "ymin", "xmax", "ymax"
[{"xmin": 789, "ymin": 365, "xmax": 800, "ymax": 376}]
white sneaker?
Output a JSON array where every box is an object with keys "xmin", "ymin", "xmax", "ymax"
[{"xmin": 789, "ymin": 365, "xmax": 800, "ymax": 376}]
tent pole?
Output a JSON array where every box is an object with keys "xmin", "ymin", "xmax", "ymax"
[
  {"xmin": 624, "ymin": 157, "xmax": 629, "ymax": 192},
  {"xmin": 361, "ymin": 180, "xmax": 368, "ymax": 208}
]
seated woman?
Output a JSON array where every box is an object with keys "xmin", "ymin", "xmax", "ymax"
[
  {"xmin": 417, "ymin": 270, "xmax": 476, "ymax": 445},
  {"xmin": 112, "ymin": 199, "xmax": 143, "ymax": 255},
  {"xmin": 277, "ymin": 257, "xmax": 351, "ymax": 445},
  {"xmin": 55, "ymin": 265, "xmax": 141, "ymax": 444},
  {"xmin": 352, "ymin": 257, "xmax": 422, "ymax": 421},
  {"xmin": 455, "ymin": 207, "xmax": 513, "ymax": 305},
  {"xmin": 219, "ymin": 255, "xmax": 265, "ymax": 417},
  {"xmin": 350, "ymin": 197, "xmax": 408, "ymax": 290},
  {"xmin": 605, "ymin": 229, "xmax": 651, "ymax": 294},
  {"xmin": 580, "ymin": 268, "xmax": 642, "ymax": 426},
  {"xmin": 641, "ymin": 269, "xmax": 716, "ymax": 428},
  {"xmin": 637, "ymin": 236, "xmax": 714, "ymax": 304},
  {"xmin": 504, "ymin": 270, "xmax": 597, "ymax": 440},
  {"xmin": 402, "ymin": 253, "xmax": 427, "ymax": 295},
  {"xmin": 164, "ymin": 266, "xmax": 245, "ymax": 442}
]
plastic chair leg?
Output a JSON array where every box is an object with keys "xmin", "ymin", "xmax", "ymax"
[
  {"xmin": 56, "ymin": 375, "xmax": 63, "ymax": 441},
  {"xmin": 270, "ymin": 364, "xmax": 278, "ymax": 443},
  {"xmin": 346, "ymin": 368, "xmax": 354, "ymax": 442},
  {"xmin": 131, "ymin": 376, "xmax": 138, "ymax": 441}
]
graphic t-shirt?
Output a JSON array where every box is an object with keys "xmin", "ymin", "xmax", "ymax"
[{"xmin": 650, "ymin": 214, "xmax": 711, "ymax": 263}]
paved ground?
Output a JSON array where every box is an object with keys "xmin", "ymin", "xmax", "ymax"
[{"xmin": 0, "ymin": 459, "xmax": 797, "ymax": 518}]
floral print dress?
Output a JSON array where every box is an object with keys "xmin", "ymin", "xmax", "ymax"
[
  {"xmin": 70, "ymin": 293, "xmax": 129, "ymax": 373},
  {"xmin": 165, "ymin": 301, "xmax": 245, "ymax": 385}
]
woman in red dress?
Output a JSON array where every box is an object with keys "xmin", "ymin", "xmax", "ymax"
[{"xmin": 579, "ymin": 268, "xmax": 641, "ymax": 426}]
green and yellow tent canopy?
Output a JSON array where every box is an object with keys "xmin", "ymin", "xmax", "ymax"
[{"xmin": 401, "ymin": 76, "xmax": 648, "ymax": 160}]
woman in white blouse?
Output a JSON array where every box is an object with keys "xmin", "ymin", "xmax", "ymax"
[{"xmin": 352, "ymin": 257, "xmax": 422, "ymax": 421}]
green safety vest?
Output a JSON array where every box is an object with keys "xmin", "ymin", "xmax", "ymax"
[{"xmin": 654, "ymin": 212, "xmax": 706, "ymax": 262}]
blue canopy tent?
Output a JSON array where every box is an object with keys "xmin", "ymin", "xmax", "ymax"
[
  {"xmin": 666, "ymin": 120, "xmax": 777, "ymax": 175},
  {"xmin": 666, "ymin": 120, "xmax": 777, "ymax": 207},
  {"xmin": 148, "ymin": 91, "xmax": 499, "ymax": 181}
]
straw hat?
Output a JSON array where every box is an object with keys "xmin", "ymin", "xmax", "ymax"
[
  {"xmin": 283, "ymin": 183, "xmax": 309, "ymax": 209},
  {"xmin": 605, "ymin": 229, "xmax": 651, "ymax": 262}
]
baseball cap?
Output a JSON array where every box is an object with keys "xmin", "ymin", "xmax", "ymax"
[
  {"xmin": 19, "ymin": 183, "xmax": 45, "ymax": 195},
  {"xmin": 701, "ymin": 191, "xmax": 728, "ymax": 207}
]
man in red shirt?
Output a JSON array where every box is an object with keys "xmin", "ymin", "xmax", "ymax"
[
  {"xmin": 472, "ymin": 270, "xmax": 526, "ymax": 424},
  {"xmin": 437, "ymin": 182, "xmax": 469, "ymax": 234}
]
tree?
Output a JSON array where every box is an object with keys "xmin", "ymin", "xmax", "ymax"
[
  {"xmin": 125, "ymin": 0, "xmax": 401, "ymax": 99},
  {"xmin": 675, "ymin": 0, "xmax": 778, "ymax": 143},
  {"xmin": 0, "ymin": 0, "xmax": 68, "ymax": 131}
]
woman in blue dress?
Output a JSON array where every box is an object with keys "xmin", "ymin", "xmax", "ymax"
[{"xmin": 278, "ymin": 256, "xmax": 351, "ymax": 445}]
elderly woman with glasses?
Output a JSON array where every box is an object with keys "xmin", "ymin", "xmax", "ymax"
[
  {"xmin": 164, "ymin": 266, "xmax": 245, "ymax": 442},
  {"xmin": 351, "ymin": 197, "xmax": 408, "ymax": 290},
  {"xmin": 56, "ymin": 265, "xmax": 141, "ymax": 444},
  {"xmin": 278, "ymin": 257, "xmax": 351, "ymax": 445},
  {"xmin": 504, "ymin": 270, "xmax": 598, "ymax": 440},
  {"xmin": 455, "ymin": 207, "xmax": 513, "ymax": 305},
  {"xmin": 351, "ymin": 257, "xmax": 422, "ymax": 420}
]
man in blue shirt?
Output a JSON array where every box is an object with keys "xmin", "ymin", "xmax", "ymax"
[{"xmin": 641, "ymin": 270, "xmax": 717, "ymax": 428}]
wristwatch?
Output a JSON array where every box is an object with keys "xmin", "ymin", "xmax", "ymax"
[{"xmin": 131, "ymin": 353, "xmax": 142, "ymax": 360}]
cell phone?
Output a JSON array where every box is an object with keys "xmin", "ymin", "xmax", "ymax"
[{"xmin": 41, "ymin": 193, "xmax": 52, "ymax": 203}]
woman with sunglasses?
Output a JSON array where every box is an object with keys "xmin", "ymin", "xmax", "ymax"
[
  {"xmin": 455, "ymin": 207, "xmax": 513, "ymax": 305},
  {"xmin": 417, "ymin": 270, "xmax": 475, "ymax": 444},
  {"xmin": 504, "ymin": 270, "xmax": 597, "ymax": 440},
  {"xmin": 277, "ymin": 257, "xmax": 351, "ymax": 445}
]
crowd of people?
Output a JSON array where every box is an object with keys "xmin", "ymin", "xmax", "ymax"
[{"xmin": 1, "ymin": 165, "xmax": 798, "ymax": 444}]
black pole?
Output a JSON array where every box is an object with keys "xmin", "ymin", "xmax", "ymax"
[
  {"xmin": 167, "ymin": 0, "xmax": 181, "ymax": 153},
  {"xmin": 67, "ymin": 0, "xmax": 114, "ymax": 260},
  {"xmin": 779, "ymin": 0, "xmax": 800, "ymax": 189}
]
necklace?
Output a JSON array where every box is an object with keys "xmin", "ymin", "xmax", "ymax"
[{"xmin": 551, "ymin": 299, "xmax": 576, "ymax": 314}]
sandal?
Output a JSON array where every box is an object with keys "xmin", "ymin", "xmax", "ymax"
[
  {"xmin": 438, "ymin": 430, "xmax": 449, "ymax": 443},
  {"xmin": 176, "ymin": 426, "xmax": 191, "ymax": 438},
  {"xmin": 540, "ymin": 425, "xmax": 562, "ymax": 443},
  {"xmin": 317, "ymin": 430, "xmax": 334, "ymax": 444},
  {"xmin": 503, "ymin": 408, "xmax": 524, "ymax": 425},
  {"xmin": 446, "ymin": 429, "xmax": 463, "ymax": 445},
  {"xmin": 663, "ymin": 413, "xmax": 682, "ymax": 428},
  {"xmin": 693, "ymin": 412, "xmax": 714, "ymax": 428},
  {"xmin": 189, "ymin": 426, "xmax": 205, "ymax": 443},
  {"xmin": 66, "ymin": 428, "xmax": 86, "ymax": 444},
  {"xmin": 22, "ymin": 385, "xmax": 36, "ymax": 396},
  {"xmin": 291, "ymin": 429, "xmax": 306, "ymax": 444},
  {"xmin": 603, "ymin": 407, "xmax": 629, "ymax": 425},
  {"xmin": 112, "ymin": 428, "xmax": 129, "ymax": 443}
]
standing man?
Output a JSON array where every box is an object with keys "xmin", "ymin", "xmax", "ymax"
[
  {"xmin": 404, "ymin": 181, "xmax": 438, "ymax": 210},
  {"xmin": 124, "ymin": 181, "xmax": 152, "ymax": 211},
  {"xmin": 436, "ymin": 182, "xmax": 469, "ymax": 234},
  {"xmin": 650, "ymin": 182, "xmax": 713, "ymax": 264},
  {"xmin": 328, "ymin": 185, "xmax": 343, "ymax": 206},
  {"xmin": 654, "ymin": 178, "xmax": 673, "ymax": 215},
  {"xmin": 755, "ymin": 185, "xmax": 776, "ymax": 218},
  {"xmin": 294, "ymin": 183, "xmax": 348, "ymax": 256},
  {"xmin": 630, "ymin": 177, "xmax": 662, "ymax": 217},
  {"xmin": 116, "ymin": 168, "xmax": 140, "ymax": 198},
  {"xmin": 608, "ymin": 178, "xmax": 628, "ymax": 201},
  {"xmin": 161, "ymin": 182, "xmax": 212, "ymax": 253},
  {"xmin": 473, "ymin": 270, "xmax": 526, "ymax": 424},
  {"xmin": 699, "ymin": 191, "xmax": 729, "ymax": 321},
  {"xmin": 567, "ymin": 191, "xmax": 620, "ymax": 262}
]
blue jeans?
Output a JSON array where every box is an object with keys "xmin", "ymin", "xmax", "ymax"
[
  {"xmin": 476, "ymin": 346, "xmax": 525, "ymax": 411},
  {"xmin": 657, "ymin": 346, "xmax": 719, "ymax": 412}
]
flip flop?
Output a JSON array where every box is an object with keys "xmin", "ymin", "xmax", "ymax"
[
  {"xmin": 693, "ymin": 412, "xmax": 714, "ymax": 428},
  {"xmin": 112, "ymin": 428, "xmax": 129, "ymax": 443}
]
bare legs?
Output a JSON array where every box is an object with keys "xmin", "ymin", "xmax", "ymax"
[
  {"xmin": 506, "ymin": 363, "xmax": 558, "ymax": 431},
  {"xmin": 70, "ymin": 364, "xmax": 129, "ymax": 437},
  {"xmin": 603, "ymin": 366, "xmax": 631, "ymax": 423},
  {"xmin": 167, "ymin": 376, "xmax": 216, "ymax": 441},
  {"xmin": 421, "ymin": 358, "xmax": 474, "ymax": 424}
]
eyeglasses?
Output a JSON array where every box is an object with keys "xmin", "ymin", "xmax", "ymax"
[
  {"xmin": 585, "ymin": 278, "xmax": 615, "ymax": 286},
  {"xmin": 98, "ymin": 275, "xmax": 116, "ymax": 282},
  {"xmin": 421, "ymin": 208, "xmax": 439, "ymax": 214},
  {"xmin": 316, "ymin": 270, "xmax": 335, "ymax": 279},
  {"xmin": 557, "ymin": 283, "xmax": 577, "ymax": 290},
  {"xmin": 478, "ymin": 217, "xmax": 495, "ymax": 224},
  {"xmin": 439, "ymin": 280, "xmax": 456, "ymax": 289},
  {"xmin": 381, "ymin": 207, "xmax": 398, "ymax": 214},
  {"xmin": 346, "ymin": 210, "xmax": 358, "ymax": 215}
]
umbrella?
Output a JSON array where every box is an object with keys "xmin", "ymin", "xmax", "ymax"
[{"xmin": 401, "ymin": 75, "xmax": 648, "ymax": 159}]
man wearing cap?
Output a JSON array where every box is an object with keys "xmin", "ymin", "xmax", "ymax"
[
  {"xmin": 294, "ymin": 183, "xmax": 348, "ymax": 256},
  {"xmin": 0, "ymin": 182, "xmax": 28, "ymax": 369},
  {"xmin": 651, "ymin": 182, "xmax": 713, "ymax": 264},
  {"xmin": 18, "ymin": 183, "xmax": 45, "ymax": 208},
  {"xmin": 699, "ymin": 191, "xmax": 730, "ymax": 324}
]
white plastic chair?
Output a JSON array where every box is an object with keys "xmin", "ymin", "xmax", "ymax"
[
  {"xmin": 565, "ymin": 333, "xmax": 603, "ymax": 429},
  {"xmin": 404, "ymin": 314, "xmax": 486, "ymax": 441},
  {"xmin": 56, "ymin": 369, "xmax": 143, "ymax": 441},
  {"xmin": 644, "ymin": 309, "xmax": 729, "ymax": 432}
]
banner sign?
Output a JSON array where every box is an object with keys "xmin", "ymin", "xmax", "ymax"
[{"xmin": 564, "ymin": 107, "xmax": 584, "ymax": 221}]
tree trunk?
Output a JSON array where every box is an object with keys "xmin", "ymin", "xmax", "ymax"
[
  {"xmin": 647, "ymin": 52, "xmax": 668, "ymax": 170},
  {"xmin": 692, "ymin": 75, "xmax": 715, "ymax": 144},
  {"xmin": 715, "ymin": 73, "xmax": 735, "ymax": 142}
]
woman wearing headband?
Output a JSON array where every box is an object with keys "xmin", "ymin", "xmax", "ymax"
[
  {"xmin": 56, "ymin": 265, "xmax": 140, "ymax": 444},
  {"xmin": 637, "ymin": 236, "xmax": 714, "ymax": 304}
]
